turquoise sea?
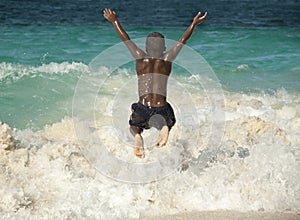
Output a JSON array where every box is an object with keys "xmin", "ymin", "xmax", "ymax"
[
  {"xmin": 0, "ymin": 0, "xmax": 300, "ymax": 218},
  {"xmin": 1, "ymin": 25, "xmax": 299, "ymax": 129}
]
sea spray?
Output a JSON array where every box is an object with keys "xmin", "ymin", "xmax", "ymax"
[{"xmin": 1, "ymin": 89, "xmax": 299, "ymax": 218}]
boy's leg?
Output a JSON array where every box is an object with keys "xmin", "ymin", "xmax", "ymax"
[
  {"xmin": 130, "ymin": 125, "xmax": 145, "ymax": 158},
  {"xmin": 156, "ymin": 125, "xmax": 169, "ymax": 147}
]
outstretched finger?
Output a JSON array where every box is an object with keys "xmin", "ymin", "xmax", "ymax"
[
  {"xmin": 202, "ymin": 12, "xmax": 208, "ymax": 18},
  {"xmin": 197, "ymin": 11, "xmax": 207, "ymax": 21},
  {"xmin": 203, "ymin": 12, "xmax": 208, "ymax": 17},
  {"xmin": 195, "ymin": 11, "xmax": 201, "ymax": 19}
]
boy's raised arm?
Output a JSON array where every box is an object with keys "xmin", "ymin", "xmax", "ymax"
[
  {"xmin": 164, "ymin": 11, "xmax": 208, "ymax": 62},
  {"xmin": 103, "ymin": 8, "xmax": 145, "ymax": 59}
]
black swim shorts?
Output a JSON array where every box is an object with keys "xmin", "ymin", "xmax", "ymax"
[{"xmin": 129, "ymin": 102, "xmax": 176, "ymax": 131}]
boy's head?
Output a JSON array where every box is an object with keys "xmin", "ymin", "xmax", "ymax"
[{"xmin": 146, "ymin": 32, "xmax": 166, "ymax": 55}]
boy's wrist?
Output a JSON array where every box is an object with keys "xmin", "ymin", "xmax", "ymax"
[{"xmin": 112, "ymin": 20, "xmax": 119, "ymax": 26}]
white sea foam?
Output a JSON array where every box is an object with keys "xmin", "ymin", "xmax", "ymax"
[
  {"xmin": 0, "ymin": 62, "xmax": 89, "ymax": 82},
  {"xmin": 0, "ymin": 88, "xmax": 299, "ymax": 219}
]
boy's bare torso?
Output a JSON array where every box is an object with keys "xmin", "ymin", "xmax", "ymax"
[{"xmin": 136, "ymin": 57, "xmax": 172, "ymax": 107}]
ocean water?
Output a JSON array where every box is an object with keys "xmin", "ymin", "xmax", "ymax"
[{"xmin": 0, "ymin": 0, "xmax": 300, "ymax": 218}]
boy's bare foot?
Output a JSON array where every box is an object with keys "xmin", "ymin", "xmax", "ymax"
[
  {"xmin": 156, "ymin": 125, "xmax": 169, "ymax": 147},
  {"xmin": 134, "ymin": 134, "xmax": 145, "ymax": 158}
]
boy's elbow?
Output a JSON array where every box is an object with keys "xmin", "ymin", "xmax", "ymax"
[{"xmin": 179, "ymin": 39, "xmax": 186, "ymax": 44}]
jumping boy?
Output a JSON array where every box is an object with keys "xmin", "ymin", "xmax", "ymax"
[{"xmin": 103, "ymin": 8, "xmax": 207, "ymax": 158}]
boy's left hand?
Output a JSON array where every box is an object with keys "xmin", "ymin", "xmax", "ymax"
[{"xmin": 103, "ymin": 8, "xmax": 117, "ymax": 23}]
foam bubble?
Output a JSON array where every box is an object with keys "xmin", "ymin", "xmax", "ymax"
[
  {"xmin": 237, "ymin": 64, "xmax": 249, "ymax": 70},
  {"xmin": 0, "ymin": 122, "xmax": 15, "ymax": 150}
]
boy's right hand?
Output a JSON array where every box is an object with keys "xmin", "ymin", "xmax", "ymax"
[
  {"xmin": 103, "ymin": 8, "xmax": 117, "ymax": 23},
  {"xmin": 192, "ymin": 11, "xmax": 208, "ymax": 26}
]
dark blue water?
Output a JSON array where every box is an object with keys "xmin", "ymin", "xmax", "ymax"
[{"xmin": 1, "ymin": 0, "xmax": 299, "ymax": 27}]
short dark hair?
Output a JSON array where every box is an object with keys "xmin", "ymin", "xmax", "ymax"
[
  {"xmin": 147, "ymin": 32, "xmax": 164, "ymax": 39},
  {"xmin": 146, "ymin": 32, "xmax": 165, "ymax": 53}
]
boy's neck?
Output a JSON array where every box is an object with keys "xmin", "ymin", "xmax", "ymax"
[{"xmin": 147, "ymin": 51, "xmax": 163, "ymax": 58}]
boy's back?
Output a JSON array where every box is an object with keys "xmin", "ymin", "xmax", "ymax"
[{"xmin": 136, "ymin": 57, "xmax": 172, "ymax": 107}]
